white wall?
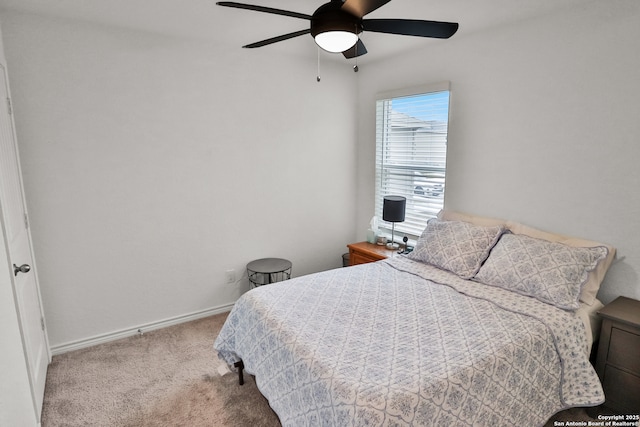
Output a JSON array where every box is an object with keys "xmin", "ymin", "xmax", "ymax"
[
  {"xmin": 356, "ymin": 0, "xmax": 640, "ymax": 304},
  {"xmin": 0, "ymin": 11, "xmax": 358, "ymax": 348}
]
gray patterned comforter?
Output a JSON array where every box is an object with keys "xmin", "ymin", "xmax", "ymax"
[{"xmin": 214, "ymin": 257, "xmax": 604, "ymax": 426}]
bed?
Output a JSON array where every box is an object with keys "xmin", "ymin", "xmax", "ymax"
[{"xmin": 214, "ymin": 211, "xmax": 616, "ymax": 426}]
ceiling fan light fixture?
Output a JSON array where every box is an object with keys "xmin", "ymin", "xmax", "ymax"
[
  {"xmin": 314, "ymin": 31, "xmax": 358, "ymax": 53},
  {"xmin": 310, "ymin": 2, "xmax": 361, "ymax": 54}
]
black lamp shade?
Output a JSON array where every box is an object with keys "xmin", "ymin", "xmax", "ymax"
[{"xmin": 383, "ymin": 196, "xmax": 406, "ymax": 223}]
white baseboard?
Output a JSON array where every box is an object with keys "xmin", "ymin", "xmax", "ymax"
[{"xmin": 50, "ymin": 303, "xmax": 235, "ymax": 356}]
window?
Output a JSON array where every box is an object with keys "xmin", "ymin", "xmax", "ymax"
[{"xmin": 375, "ymin": 84, "xmax": 450, "ymax": 238}]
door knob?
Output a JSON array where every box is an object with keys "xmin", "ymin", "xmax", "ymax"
[{"xmin": 13, "ymin": 264, "xmax": 31, "ymax": 276}]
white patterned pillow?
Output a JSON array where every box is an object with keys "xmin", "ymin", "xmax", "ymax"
[
  {"xmin": 474, "ymin": 234, "xmax": 608, "ymax": 310},
  {"xmin": 408, "ymin": 219, "xmax": 505, "ymax": 279}
]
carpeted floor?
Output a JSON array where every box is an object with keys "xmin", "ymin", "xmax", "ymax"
[
  {"xmin": 42, "ymin": 312, "xmax": 280, "ymax": 426},
  {"xmin": 42, "ymin": 311, "xmax": 601, "ymax": 426}
]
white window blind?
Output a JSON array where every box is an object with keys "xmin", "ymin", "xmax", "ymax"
[{"xmin": 375, "ymin": 85, "xmax": 450, "ymax": 238}]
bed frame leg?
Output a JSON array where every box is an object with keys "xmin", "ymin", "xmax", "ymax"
[{"xmin": 234, "ymin": 360, "xmax": 244, "ymax": 385}]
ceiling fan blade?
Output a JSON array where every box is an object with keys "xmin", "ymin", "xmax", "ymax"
[
  {"xmin": 216, "ymin": 2, "xmax": 311, "ymax": 20},
  {"xmin": 243, "ymin": 29, "xmax": 311, "ymax": 48},
  {"xmin": 341, "ymin": 0, "xmax": 391, "ymax": 18},
  {"xmin": 343, "ymin": 39, "xmax": 367, "ymax": 58},
  {"xmin": 363, "ymin": 19, "xmax": 459, "ymax": 39}
]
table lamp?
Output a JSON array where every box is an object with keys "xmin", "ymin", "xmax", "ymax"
[{"xmin": 383, "ymin": 195, "xmax": 406, "ymax": 250}]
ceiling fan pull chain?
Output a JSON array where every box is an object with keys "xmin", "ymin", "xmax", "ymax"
[
  {"xmin": 317, "ymin": 46, "xmax": 321, "ymax": 82},
  {"xmin": 353, "ymin": 28, "xmax": 359, "ymax": 72}
]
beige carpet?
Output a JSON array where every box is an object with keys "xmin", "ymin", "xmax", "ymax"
[
  {"xmin": 42, "ymin": 312, "xmax": 280, "ymax": 426},
  {"xmin": 42, "ymin": 311, "xmax": 599, "ymax": 426}
]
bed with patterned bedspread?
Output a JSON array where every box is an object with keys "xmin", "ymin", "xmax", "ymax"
[{"xmin": 214, "ymin": 215, "xmax": 615, "ymax": 426}]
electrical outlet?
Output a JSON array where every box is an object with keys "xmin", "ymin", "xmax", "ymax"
[{"xmin": 225, "ymin": 269, "xmax": 235, "ymax": 284}]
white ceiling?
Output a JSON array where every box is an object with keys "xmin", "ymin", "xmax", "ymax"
[{"xmin": 0, "ymin": 0, "xmax": 591, "ymax": 64}]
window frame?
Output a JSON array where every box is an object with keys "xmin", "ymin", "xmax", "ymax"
[{"xmin": 374, "ymin": 82, "xmax": 451, "ymax": 240}]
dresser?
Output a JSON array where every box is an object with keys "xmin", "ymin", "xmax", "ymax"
[
  {"xmin": 594, "ymin": 296, "xmax": 640, "ymax": 414},
  {"xmin": 347, "ymin": 241, "xmax": 400, "ymax": 265}
]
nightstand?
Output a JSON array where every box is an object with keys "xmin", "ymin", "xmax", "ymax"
[
  {"xmin": 594, "ymin": 296, "xmax": 640, "ymax": 414},
  {"xmin": 347, "ymin": 241, "xmax": 400, "ymax": 266}
]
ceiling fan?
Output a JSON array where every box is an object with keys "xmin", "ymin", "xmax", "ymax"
[{"xmin": 216, "ymin": 0, "xmax": 459, "ymax": 59}]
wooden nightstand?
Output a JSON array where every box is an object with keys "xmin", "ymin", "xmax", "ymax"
[
  {"xmin": 347, "ymin": 241, "xmax": 400, "ymax": 266},
  {"xmin": 594, "ymin": 296, "xmax": 640, "ymax": 414}
]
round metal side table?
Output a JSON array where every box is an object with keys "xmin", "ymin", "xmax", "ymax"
[{"xmin": 247, "ymin": 258, "xmax": 292, "ymax": 288}]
